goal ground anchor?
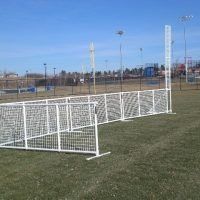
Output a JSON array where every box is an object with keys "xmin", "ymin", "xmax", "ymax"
[{"xmin": 87, "ymin": 152, "xmax": 111, "ymax": 161}]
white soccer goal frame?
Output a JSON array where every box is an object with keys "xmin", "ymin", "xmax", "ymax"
[{"xmin": 0, "ymin": 88, "xmax": 170, "ymax": 157}]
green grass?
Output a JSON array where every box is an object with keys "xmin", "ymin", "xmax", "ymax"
[{"xmin": 0, "ymin": 90, "xmax": 200, "ymax": 199}]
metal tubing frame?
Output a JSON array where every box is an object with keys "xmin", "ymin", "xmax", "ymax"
[
  {"xmin": 104, "ymin": 94, "xmax": 108, "ymax": 123},
  {"xmin": 22, "ymin": 103, "xmax": 28, "ymax": 149},
  {"xmin": 120, "ymin": 92, "xmax": 125, "ymax": 120},
  {"xmin": 56, "ymin": 104, "xmax": 61, "ymax": 152},
  {"xmin": 138, "ymin": 91, "xmax": 141, "ymax": 116},
  {"xmin": 46, "ymin": 99, "xmax": 50, "ymax": 134},
  {"xmin": 152, "ymin": 90, "xmax": 155, "ymax": 114},
  {"xmin": 87, "ymin": 104, "xmax": 110, "ymax": 160}
]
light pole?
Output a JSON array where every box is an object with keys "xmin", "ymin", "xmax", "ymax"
[
  {"xmin": 44, "ymin": 63, "xmax": 47, "ymax": 91},
  {"xmin": 26, "ymin": 70, "xmax": 28, "ymax": 87},
  {"xmin": 104, "ymin": 60, "xmax": 108, "ymax": 92},
  {"xmin": 116, "ymin": 30, "xmax": 124, "ymax": 92},
  {"xmin": 53, "ymin": 67, "xmax": 56, "ymax": 77},
  {"xmin": 139, "ymin": 48, "xmax": 143, "ymax": 85},
  {"xmin": 104, "ymin": 60, "xmax": 108, "ymax": 78},
  {"xmin": 53, "ymin": 67, "xmax": 56, "ymax": 95},
  {"xmin": 81, "ymin": 65, "xmax": 85, "ymax": 81},
  {"xmin": 139, "ymin": 48, "xmax": 143, "ymax": 68},
  {"xmin": 180, "ymin": 15, "xmax": 193, "ymax": 82},
  {"xmin": 105, "ymin": 59, "xmax": 108, "ymax": 69}
]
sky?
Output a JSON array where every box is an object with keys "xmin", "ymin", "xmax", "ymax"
[{"xmin": 0, "ymin": 0, "xmax": 200, "ymax": 75}]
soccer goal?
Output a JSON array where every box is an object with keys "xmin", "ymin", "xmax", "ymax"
[{"xmin": 0, "ymin": 102, "xmax": 110, "ymax": 160}]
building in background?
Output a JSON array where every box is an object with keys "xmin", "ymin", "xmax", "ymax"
[{"xmin": 144, "ymin": 63, "xmax": 159, "ymax": 77}]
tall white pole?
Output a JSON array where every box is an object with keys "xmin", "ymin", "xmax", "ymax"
[
  {"xmin": 89, "ymin": 42, "xmax": 96, "ymax": 94},
  {"xmin": 171, "ymin": 40, "xmax": 174, "ymax": 76},
  {"xmin": 165, "ymin": 25, "xmax": 172, "ymax": 113}
]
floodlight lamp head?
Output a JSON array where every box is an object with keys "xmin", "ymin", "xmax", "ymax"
[
  {"xmin": 180, "ymin": 15, "xmax": 193, "ymax": 22},
  {"xmin": 116, "ymin": 30, "xmax": 124, "ymax": 36}
]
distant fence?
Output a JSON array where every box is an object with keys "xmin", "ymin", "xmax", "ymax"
[{"xmin": 0, "ymin": 76, "xmax": 199, "ymax": 102}]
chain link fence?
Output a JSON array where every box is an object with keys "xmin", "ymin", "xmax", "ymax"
[{"xmin": 0, "ymin": 75, "xmax": 199, "ymax": 103}]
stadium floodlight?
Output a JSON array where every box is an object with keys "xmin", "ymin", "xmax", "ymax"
[
  {"xmin": 179, "ymin": 15, "xmax": 193, "ymax": 82},
  {"xmin": 116, "ymin": 30, "xmax": 124, "ymax": 92}
]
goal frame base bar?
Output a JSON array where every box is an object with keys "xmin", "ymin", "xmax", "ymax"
[
  {"xmin": 87, "ymin": 152, "xmax": 111, "ymax": 160},
  {"xmin": 167, "ymin": 110, "xmax": 176, "ymax": 114},
  {"xmin": 120, "ymin": 119, "xmax": 133, "ymax": 122}
]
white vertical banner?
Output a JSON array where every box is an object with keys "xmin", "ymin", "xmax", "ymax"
[
  {"xmin": 89, "ymin": 42, "xmax": 96, "ymax": 94},
  {"xmin": 165, "ymin": 25, "xmax": 172, "ymax": 113}
]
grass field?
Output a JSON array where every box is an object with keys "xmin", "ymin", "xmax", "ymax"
[{"xmin": 0, "ymin": 90, "xmax": 200, "ymax": 199}]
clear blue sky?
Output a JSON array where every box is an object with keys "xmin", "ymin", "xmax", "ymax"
[{"xmin": 0, "ymin": 0, "xmax": 199, "ymax": 75}]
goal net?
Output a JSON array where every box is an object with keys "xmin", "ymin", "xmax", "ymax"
[{"xmin": 0, "ymin": 102, "xmax": 101, "ymax": 156}]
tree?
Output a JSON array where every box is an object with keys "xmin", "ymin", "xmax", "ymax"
[
  {"xmin": 160, "ymin": 65, "xmax": 165, "ymax": 71},
  {"xmin": 60, "ymin": 70, "xmax": 66, "ymax": 78}
]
